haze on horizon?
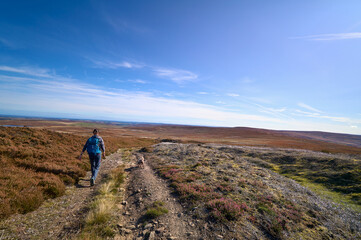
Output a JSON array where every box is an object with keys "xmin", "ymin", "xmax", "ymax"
[{"xmin": 0, "ymin": 1, "xmax": 360, "ymax": 135}]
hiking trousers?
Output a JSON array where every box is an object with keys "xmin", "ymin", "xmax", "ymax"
[{"xmin": 89, "ymin": 153, "xmax": 101, "ymax": 181}]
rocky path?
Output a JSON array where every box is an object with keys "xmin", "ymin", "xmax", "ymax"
[
  {"xmin": 0, "ymin": 151, "xmax": 123, "ymax": 240},
  {"xmin": 116, "ymin": 154, "xmax": 203, "ymax": 240}
]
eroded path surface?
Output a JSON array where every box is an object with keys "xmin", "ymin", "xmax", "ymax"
[
  {"xmin": 0, "ymin": 152, "xmax": 123, "ymax": 240},
  {"xmin": 117, "ymin": 154, "xmax": 203, "ymax": 240}
]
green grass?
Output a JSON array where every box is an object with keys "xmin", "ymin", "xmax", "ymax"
[
  {"xmin": 285, "ymin": 174, "xmax": 361, "ymax": 212},
  {"xmin": 144, "ymin": 201, "xmax": 169, "ymax": 220}
]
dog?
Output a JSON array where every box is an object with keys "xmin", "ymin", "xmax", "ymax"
[{"xmin": 137, "ymin": 154, "xmax": 145, "ymax": 169}]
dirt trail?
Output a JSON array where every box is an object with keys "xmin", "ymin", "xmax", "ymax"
[
  {"xmin": 0, "ymin": 152, "xmax": 123, "ymax": 240},
  {"xmin": 117, "ymin": 154, "xmax": 203, "ymax": 240}
]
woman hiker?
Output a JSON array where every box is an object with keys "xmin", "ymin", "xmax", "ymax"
[{"xmin": 79, "ymin": 129, "xmax": 105, "ymax": 186}]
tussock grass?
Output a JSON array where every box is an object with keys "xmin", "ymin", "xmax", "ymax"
[{"xmin": 78, "ymin": 165, "xmax": 125, "ymax": 239}]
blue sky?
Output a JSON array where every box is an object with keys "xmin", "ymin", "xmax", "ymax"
[{"xmin": 0, "ymin": 0, "xmax": 360, "ymax": 134}]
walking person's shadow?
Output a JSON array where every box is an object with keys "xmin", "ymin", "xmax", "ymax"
[{"xmin": 76, "ymin": 178, "xmax": 91, "ymax": 188}]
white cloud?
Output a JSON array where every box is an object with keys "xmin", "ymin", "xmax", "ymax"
[
  {"xmin": 241, "ymin": 77, "xmax": 254, "ymax": 83},
  {"xmin": 128, "ymin": 79, "xmax": 147, "ymax": 84},
  {"xmin": 154, "ymin": 68, "xmax": 198, "ymax": 84},
  {"xmin": 298, "ymin": 102, "xmax": 322, "ymax": 113},
  {"xmin": 197, "ymin": 92, "xmax": 208, "ymax": 95},
  {"xmin": 90, "ymin": 59, "xmax": 143, "ymax": 69},
  {"xmin": 0, "ymin": 65, "xmax": 53, "ymax": 78},
  {"xmin": 1, "ymin": 65, "xmax": 360, "ymax": 134},
  {"xmin": 227, "ymin": 93, "xmax": 239, "ymax": 97},
  {"xmin": 291, "ymin": 32, "xmax": 361, "ymax": 41}
]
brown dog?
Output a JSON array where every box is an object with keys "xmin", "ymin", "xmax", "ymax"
[{"xmin": 137, "ymin": 154, "xmax": 145, "ymax": 168}]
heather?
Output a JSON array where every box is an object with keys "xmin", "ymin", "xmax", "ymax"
[
  {"xmin": 0, "ymin": 126, "xmax": 154, "ymax": 220},
  {"xmin": 147, "ymin": 143, "xmax": 361, "ymax": 239}
]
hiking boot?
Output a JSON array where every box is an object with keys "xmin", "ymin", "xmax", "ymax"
[{"xmin": 90, "ymin": 178, "xmax": 94, "ymax": 186}]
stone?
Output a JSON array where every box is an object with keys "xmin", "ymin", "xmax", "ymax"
[
  {"xmin": 121, "ymin": 201, "xmax": 127, "ymax": 205},
  {"xmin": 128, "ymin": 225, "xmax": 136, "ymax": 230},
  {"xmin": 155, "ymin": 227, "xmax": 165, "ymax": 234},
  {"xmin": 144, "ymin": 223, "xmax": 153, "ymax": 229},
  {"xmin": 186, "ymin": 232, "xmax": 193, "ymax": 236},
  {"xmin": 148, "ymin": 231, "xmax": 156, "ymax": 240}
]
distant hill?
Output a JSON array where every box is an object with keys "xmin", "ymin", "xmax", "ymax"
[{"xmin": 279, "ymin": 130, "xmax": 361, "ymax": 148}]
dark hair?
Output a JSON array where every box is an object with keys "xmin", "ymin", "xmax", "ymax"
[{"xmin": 93, "ymin": 129, "xmax": 99, "ymax": 134}]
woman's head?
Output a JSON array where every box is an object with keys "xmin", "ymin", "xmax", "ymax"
[{"xmin": 93, "ymin": 129, "xmax": 99, "ymax": 135}]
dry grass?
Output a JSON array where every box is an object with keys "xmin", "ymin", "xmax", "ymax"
[
  {"xmin": 78, "ymin": 165, "xmax": 126, "ymax": 239},
  {"xmin": 147, "ymin": 143, "xmax": 361, "ymax": 239}
]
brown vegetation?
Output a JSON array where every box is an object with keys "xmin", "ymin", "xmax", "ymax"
[{"xmin": 0, "ymin": 126, "xmax": 156, "ymax": 220}]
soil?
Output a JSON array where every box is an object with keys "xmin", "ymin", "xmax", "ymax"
[{"xmin": 116, "ymin": 154, "xmax": 207, "ymax": 240}]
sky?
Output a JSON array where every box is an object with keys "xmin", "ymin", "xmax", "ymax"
[{"xmin": 0, "ymin": 0, "xmax": 360, "ymax": 134}]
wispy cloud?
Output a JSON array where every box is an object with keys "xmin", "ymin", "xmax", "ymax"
[
  {"xmin": 0, "ymin": 65, "xmax": 54, "ymax": 78},
  {"xmin": 241, "ymin": 77, "xmax": 254, "ymax": 83},
  {"xmin": 128, "ymin": 79, "xmax": 147, "ymax": 84},
  {"xmin": 153, "ymin": 68, "xmax": 198, "ymax": 84},
  {"xmin": 291, "ymin": 32, "xmax": 361, "ymax": 41},
  {"xmin": 1, "ymin": 65, "xmax": 360, "ymax": 134},
  {"xmin": 0, "ymin": 65, "xmax": 285, "ymax": 127},
  {"xmin": 90, "ymin": 59, "xmax": 144, "ymax": 69},
  {"xmin": 197, "ymin": 92, "xmax": 208, "ymax": 95},
  {"xmin": 227, "ymin": 93, "xmax": 239, "ymax": 97},
  {"xmin": 298, "ymin": 102, "xmax": 322, "ymax": 113},
  {"xmin": 0, "ymin": 37, "xmax": 17, "ymax": 48}
]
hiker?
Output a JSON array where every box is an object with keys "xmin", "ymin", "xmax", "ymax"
[{"xmin": 79, "ymin": 129, "xmax": 105, "ymax": 186}]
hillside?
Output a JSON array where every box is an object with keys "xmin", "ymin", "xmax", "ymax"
[
  {"xmin": 0, "ymin": 126, "xmax": 155, "ymax": 220},
  {"xmin": 280, "ymin": 131, "xmax": 361, "ymax": 148}
]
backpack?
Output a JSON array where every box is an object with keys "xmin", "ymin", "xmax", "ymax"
[{"xmin": 87, "ymin": 136, "xmax": 100, "ymax": 154}]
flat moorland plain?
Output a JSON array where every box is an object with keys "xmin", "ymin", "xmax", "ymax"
[
  {"xmin": 1, "ymin": 118, "xmax": 360, "ymax": 155},
  {"xmin": 126, "ymin": 125, "xmax": 361, "ymax": 155},
  {"xmin": 0, "ymin": 126, "xmax": 156, "ymax": 220},
  {"xmin": 146, "ymin": 143, "xmax": 361, "ymax": 239}
]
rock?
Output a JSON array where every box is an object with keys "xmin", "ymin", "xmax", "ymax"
[
  {"xmin": 148, "ymin": 231, "xmax": 156, "ymax": 240},
  {"xmin": 117, "ymin": 223, "xmax": 124, "ymax": 228},
  {"xmin": 167, "ymin": 236, "xmax": 177, "ymax": 240},
  {"xmin": 121, "ymin": 201, "xmax": 127, "ymax": 205},
  {"xmin": 186, "ymin": 232, "xmax": 193, "ymax": 236},
  {"xmin": 155, "ymin": 227, "xmax": 165, "ymax": 234},
  {"xmin": 124, "ymin": 229, "xmax": 132, "ymax": 234},
  {"xmin": 144, "ymin": 223, "xmax": 153, "ymax": 229},
  {"xmin": 177, "ymin": 213, "xmax": 182, "ymax": 217},
  {"xmin": 189, "ymin": 222, "xmax": 195, "ymax": 227},
  {"xmin": 216, "ymin": 234, "xmax": 223, "ymax": 239},
  {"xmin": 114, "ymin": 234, "xmax": 122, "ymax": 240},
  {"xmin": 128, "ymin": 225, "xmax": 136, "ymax": 230}
]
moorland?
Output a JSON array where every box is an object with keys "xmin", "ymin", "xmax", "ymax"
[{"xmin": 0, "ymin": 116, "xmax": 360, "ymax": 239}]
